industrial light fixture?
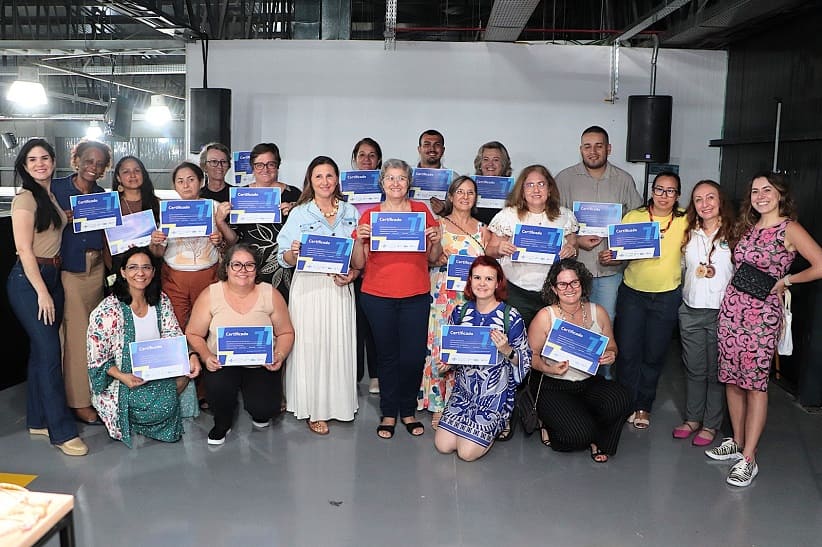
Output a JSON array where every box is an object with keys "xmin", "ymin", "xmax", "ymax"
[
  {"xmin": 85, "ymin": 121, "xmax": 104, "ymax": 140},
  {"xmin": 6, "ymin": 67, "xmax": 48, "ymax": 107},
  {"xmin": 145, "ymin": 95, "xmax": 172, "ymax": 125}
]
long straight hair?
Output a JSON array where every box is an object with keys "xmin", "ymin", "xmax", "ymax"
[
  {"xmin": 14, "ymin": 138, "xmax": 63, "ymax": 232},
  {"xmin": 113, "ymin": 155, "xmax": 161, "ymax": 222}
]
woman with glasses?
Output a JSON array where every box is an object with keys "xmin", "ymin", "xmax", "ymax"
[
  {"xmin": 199, "ymin": 142, "xmax": 233, "ymax": 203},
  {"xmin": 602, "ymin": 171, "xmax": 687, "ymax": 430},
  {"xmin": 228, "ymin": 142, "xmax": 301, "ymax": 301},
  {"xmin": 277, "ymin": 157, "xmax": 359, "ymax": 435},
  {"xmin": 486, "ymin": 165, "xmax": 578, "ymax": 329},
  {"xmin": 51, "ymin": 139, "xmax": 112, "ymax": 426},
  {"xmin": 8, "ymin": 138, "xmax": 88, "ymax": 456},
  {"xmin": 472, "ymin": 141, "xmax": 513, "ymax": 225},
  {"xmin": 87, "ymin": 246, "xmax": 201, "ymax": 447},
  {"xmin": 527, "ymin": 259, "xmax": 630, "ymax": 462},
  {"xmin": 419, "ymin": 175, "xmax": 488, "ymax": 430},
  {"xmin": 351, "ymin": 159, "xmax": 443, "ymax": 439},
  {"xmin": 186, "ymin": 243, "xmax": 295, "ymax": 445}
]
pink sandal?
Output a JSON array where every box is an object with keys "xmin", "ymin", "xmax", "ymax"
[
  {"xmin": 692, "ymin": 428, "xmax": 716, "ymax": 447},
  {"xmin": 672, "ymin": 422, "xmax": 700, "ymax": 439}
]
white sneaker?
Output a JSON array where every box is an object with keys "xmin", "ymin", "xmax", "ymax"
[
  {"xmin": 252, "ymin": 419, "xmax": 270, "ymax": 428},
  {"xmin": 727, "ymin": 458, "xmax": 759, "ymax": 487},
  {"xmin": 207, "ymin": 427, "xmax": 231, "ymax": 446},
  {"xmin": 368, "ymin": 378, "xmax": 380, "ymax": 394},
  {"xmin": 705, "ymin": 437, "xmax": 743, "ymax": 461}
]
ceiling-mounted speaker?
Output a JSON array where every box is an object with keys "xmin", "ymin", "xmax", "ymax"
[
  {"xmin": 105, "ymin": 97, "xmax": 134, "ymax": 141},
  {"xmin": 1, "ymin": 132, "xmax": 18, "ymax": 150},
  {"xmin": 190, "ymin": 88, "xmax": 231, "ymax": 154},
  {"xmin": 626, "ymin": 95, "xmax": 673, "ymax": 163}
]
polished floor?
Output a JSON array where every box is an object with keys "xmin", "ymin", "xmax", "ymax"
[{"xmin": 2, "ymin": 346, "xmax": 821, "ymax": 547}]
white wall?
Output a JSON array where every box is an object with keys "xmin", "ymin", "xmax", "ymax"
[{"xmin": 186, "ymin": 40, "xmax": 727, "ymax": 200}]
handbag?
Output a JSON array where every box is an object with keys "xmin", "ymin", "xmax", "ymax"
[
  {"xmin": 515, "ymin": 372, "xmax": 544, "ymax": 435},
  {"xmin": 778, "ymin": 288, "xmax": 793, "ymax": 356},
  {"xmin": 731, "ymin": 262, "xmax": 777, "ymax": 301}
]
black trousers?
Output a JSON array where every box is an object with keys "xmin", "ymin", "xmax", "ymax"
[{"xmin": 204, "ymin": 366, "xmax": 283, "ymax": 430}]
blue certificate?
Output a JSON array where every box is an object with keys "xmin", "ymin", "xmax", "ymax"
[
  {"xmin": 445, "ymin": 254, "xmax": 475, "ymax": 291},
  {"xmin": 70, "ymin": 191, "xmax": 122, "ymax": 233},
  {"xmin": 512, "ymin": 224, "xmax": 564, "ymax": 264},
  {"xmin": 440, "ymin": 325, "xmax": 497, "ymax": 366},
  {"xmin": 607, "ymin": 221, "xmax": 660, "ymax": 260},
  {"xmin": 233, "ymin": 151, "xmax": 254, "ymax": 186},
  {"xmin": 370, "ymin": 211, "xmax": 426, "ymax": 252},
  {"xmin": 217, "ymin": 326, "xmax": 274, "ymax": 367},
  {"xmin": 573, "ymin": 202, "xmax": 623, "ymax": 237},
  {"xmin": 297, "ymin": 234, "xmax": 353, "ymax": 274},
  {"xmin": 541, "ymin": 319, "xmax": 609, "ymax": 376},
  {"xmin": 105, "ymin": 209, "xmax": 157, "ymax": 255},
  {"xmin": 160, "ymin": 199, "xmax": 214, "ymax": 238},
  {"xmin": 340, "ymin": 170, "xmax": 382, "ymax": 204},
  {"xmin": 410, "ymin": 168, "xmax": 452, "ymax": 200},
  {"xmin": 229, "ymin": 187, "xmax": 282, "ymax": 224},
  {"xmin": 475, "ymin": 176, "xmax": 514, "ymax": 208},
  {"xmin": 129, "ymin": 336, "xmax": 189, "ymax": 381}
]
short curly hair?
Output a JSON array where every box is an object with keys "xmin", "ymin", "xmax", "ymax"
[{"xmin": 541, "ymin": 258, "xmax": 593, "ymax": 305}]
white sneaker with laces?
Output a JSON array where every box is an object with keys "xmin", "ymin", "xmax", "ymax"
[
  {"xmin": 252, "ymin": 419, "xmax": 270, "ymax": 428},
  {"xmin": 727, "ymin": 458, "xmax": 759, "ymax": 487},
  {"xmin": 705, "ymin": 437, "xmax": 743, "ymax": 461}
]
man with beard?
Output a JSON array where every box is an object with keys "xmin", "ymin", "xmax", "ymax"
[
  {"xmin": 417, "ymin": 129, "xmax": 457, "ymax": 215},
  {"xmin": 555, "ymin": 126, "xmax": 641, "ymax": 324}
]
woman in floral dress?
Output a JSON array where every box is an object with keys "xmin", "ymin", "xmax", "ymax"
[{"xmin": 418, "ymin": 176, "xmax": 488, "ymax": 429}]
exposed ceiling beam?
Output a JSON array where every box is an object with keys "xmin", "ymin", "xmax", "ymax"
[
  {"xmin": 0, "ymin": 64, "xmax": 186, "ymax": 77},
  {"xmin": 32, "ymin": 62, "xmax": 185, "ymax": 101},
  {"xmin": 0, "ymin": 82, "xmax": 110, "ymax": 107},
  {"xmin": 484, "ymin": 0, "xmax": 540, "ymax": 42},
  {"xmin": 91, "ymin": 0, "xmax": 201, "ymax": 39},
  {"xmin": 613, "ymin": 0, "xmax": 694, "ymax": 43},
  {"xmin": 0, "ymin": 40, "xmax": 185, "ymax": 56}
]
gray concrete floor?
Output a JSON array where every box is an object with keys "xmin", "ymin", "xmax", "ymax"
[{"xmin": 2, "ymin": 346, "xmax": 821, "ymax": 547}]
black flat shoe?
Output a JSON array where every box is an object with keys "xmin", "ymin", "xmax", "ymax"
[{"xmin": 402, "ymin": 420, "xmax": 424, "ymax": 436}]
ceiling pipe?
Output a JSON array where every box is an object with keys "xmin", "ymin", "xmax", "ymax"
[
  {"xmin": 32, "ymin": 62, "xmax": 185, "ymax": 101},
  {"xmin": 612, "ymin": 0, "xmax": 695, "ymax": 44}
]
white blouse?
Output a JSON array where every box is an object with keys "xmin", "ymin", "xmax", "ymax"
[{"xmin": 681, "ymin": 228, "xmax": 733, "ymax": 309}]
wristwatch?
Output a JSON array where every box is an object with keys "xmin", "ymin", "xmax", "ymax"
[{"xmin": 507, "ymin": 348, "xmax": 516, "ymax": 360}]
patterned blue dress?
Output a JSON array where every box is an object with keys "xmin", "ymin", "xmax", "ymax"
[{"xmin": 438, "ymin": 301, "xmax": 531, "ymax": 447}]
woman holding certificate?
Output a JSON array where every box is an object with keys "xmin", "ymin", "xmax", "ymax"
[
  {"xmin": 672, "ymin": 180, "xmax": 735, "ymax": 447},
  {"xmin": 351, "ymin": 159, "xmax": 443, "ymax": 439},
  {"xmin": 472, "ymin": 141, "xmax": 512, "ymax": 225},
  {"xmin": 186, "ymin": 243, "xmax": 295, "ymax": 445},
  {"xmin": 419, "ymin": 175, "xmax": 488, "ymax": 430},
  {"xmin": 486, "ymin": 165, "xmax": 578, "ymax": 329},
  {"xmin": 8, "ymin": 138, "xmax": 87, "ymax": 456},
  {"xmin": 87, "ymin": 247, "xmax": 201, "ymax": 447},
  {"xmin": 277, "ymin": 156, "xmax": 359, "ymax": 435},
  {"xmin": 604, "ymin": 171, "xmax": 687, "ymax": 430},
  {"xmin": 708, "ymin": 173, "xmax": 822, "ymax": 487},
  {"xmin": 527, "ymin": 259, "xmax": 630, "ymax": 462},
  {"xmin": 434, "ymin": 256, "xmax": 530, "ymax": 461},
  {"xmin": 229, "ymin": 142, "xmax": 302, "ymax": 301}
]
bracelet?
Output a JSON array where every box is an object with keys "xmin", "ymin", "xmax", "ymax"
[
  {"xmin": 507, "ymin": 348, "xmax": 516, "ymax": 360},
  {"xmin": 783, "ymin": 275, "xmax": 792, "ymax": 287},
  {"xmin": 188, "ymin": 351, "xmax": 200, "ymax": 359}
]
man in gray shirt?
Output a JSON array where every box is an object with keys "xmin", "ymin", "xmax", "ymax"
[{"xmin": 555, "ymin": 125, "xmax": 642, "ymax": 321}]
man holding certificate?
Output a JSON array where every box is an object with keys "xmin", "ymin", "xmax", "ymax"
[
  {"xmin": 352, "ymin": 159, "xmax": 442, "ymax": 439},
  {"xmin": 277, "ymin": 156, "xmax": 359, "ymax": 436}
]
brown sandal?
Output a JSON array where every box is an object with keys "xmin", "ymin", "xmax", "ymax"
[
  {"xmin": 633, "ymin": 410, "xmax": 650, "ymax": 430},
  {"xmin": 307, "ymin": 420, "xmax": 329, "ymax": 435}
]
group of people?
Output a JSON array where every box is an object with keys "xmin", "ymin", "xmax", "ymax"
[{"xmin": 9, "ymin": 127, "xmax": 822, "ymax": 488}]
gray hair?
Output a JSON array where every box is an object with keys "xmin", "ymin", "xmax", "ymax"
[{"xmin": 379, "ymin": 158, "xmax": 413, "ymax": 195}]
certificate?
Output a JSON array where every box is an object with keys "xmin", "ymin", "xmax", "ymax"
[
  {"xmin": 297, "ymin": 234, "xmax": 353, "ymax": 274},
  {"xmin": 129, "ymin": 336, "xmax": 189, "ymax": 381},
  {"xmin": 440, "ymin": 325, "xmax": 497, "ymax": 366},
  {"xmin": 233, "ymin": 151, "xmax": 254, "ymax": 186},
  {"xmin": 541, "ymin": 319, "xmax": 609, "ymax": 376},
  {"xmin": 512, "ymin": 224, "xmax": 564, "ymax": 264},
  {"xmin": 105, "ymin": 209, "xmax": 157, "ymax": 255},
  {"xmin": 229, "ymin": 187, "xmax": 282, "ymax": 224},
  {"xmin": 410, "ymin": 168, "xmax": 452, "ymax": 200},
  {"xmin": 160, "ymin": 199, "xmax": 214, "ymax": 238},
  {"xmin": 475, "ymin": 176, "xmax": 514, "ymax": 208},
  {"xmin": 607, "ymin": 221, "xmax": 660, "ymax": 260},
  {"xmin": 70, "ymin": 191, "xmax": 122, "ymax": 233},
  {"xmin": 340, "ymin": 170, "xmax": 382, "ymax": 204},
  {"xmin": 217, "ymin": 326, "xmax": 274, "ymax": 367},
  {"xmin": 370, "ymin": 211, "xmax": 426, "ymax": 252},
  {"xmin": 445, "ymin": 254, "xmax": 476, "ymax": 291},
  {"xmin": 573, "ymin": 202, "xmax": 623, "ymax": 237}
]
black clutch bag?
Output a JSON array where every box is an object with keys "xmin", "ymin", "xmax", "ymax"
[{"xmin": 731, "ymin": 262, "xmax": 777, "ymax": 301}]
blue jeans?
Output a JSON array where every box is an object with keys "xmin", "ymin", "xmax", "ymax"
[
  {"xmin": 360, "ymin": 292, "xmax": 430, "ymax": 419},
  {"xmin": 7, "ymin": 261, "xmax": 78, "ymax": 444},
  {"xmin": 590, "ymin": 273, "xmax": 622, "ymax": 379},
  {"xmin": 614, "ymin": 282, "xmax": 681, "ymax": 412}
]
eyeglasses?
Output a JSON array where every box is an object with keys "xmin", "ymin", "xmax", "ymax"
[
  {"xmin": 124, "ymin": 264, "xmax": 154, "ymax": 273},
  {"xmin": 206, "ymin": 159, "xmax": 230, "ymax": 168},
  {"xmin": 252, "ymin": 161, "xmax": 279, "ymax": 171},
  {"xmin": 554, "ymin": 279, "xmax": 581, "ymax": 290},
  {"xmin": 524, "ymin": 181, "xmax": 546, "ymax": 189},
  {"xmin": 454, "ymin": 189, "xmax": 475, "ymax": 197},
  {"xmin": 384, "ymin": 175, "xmax": 409, "ymax": 183},
  {"xmin": 652, "ymin": 186, "xmax": 679, "ymax": 197},
  {"xmin": 229, "ymin": 261, "xmax": 257, "ymax": 272}
]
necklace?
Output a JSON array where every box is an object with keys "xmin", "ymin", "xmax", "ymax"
[
  {"xmin": 695, "ymin": 225, "xmax": 718, "ymax": 279},
  {"xmin": 648, "ymin": 205, "xmax": 674, "ymax": 239},
  {"xmin": 556, "ymin": 301, "xmax": 588, "ymax": 326},
  {"xmin": 317, "ymin": 199, "xmax": 339, "ymax": 218}
]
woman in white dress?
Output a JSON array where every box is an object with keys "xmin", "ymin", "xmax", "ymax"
[{"xmin": 277, "ymin": 156, "xmax": 359, "ymax": 435}]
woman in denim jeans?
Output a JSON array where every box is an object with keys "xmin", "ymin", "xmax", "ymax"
[{"xmin": 7, "ymin": 138, "xmax": 88, "ymax": 456}]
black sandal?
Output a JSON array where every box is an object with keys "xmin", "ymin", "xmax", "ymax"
[
  {"xmin": 377, "ymin": 420, "xmax": 395, "ymax": 439},
  {"xmin": 496, "ymin": 417, "xmax": 516, "ymax": 442},
  {"xmin": 402, "ymin": 420, "xmax": 424, "ymax": 436},
  {"xmin": 590, "ymin": 446, "xmax": 609, "ymax": 463}
]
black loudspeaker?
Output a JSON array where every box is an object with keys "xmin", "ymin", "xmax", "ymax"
[
  {"xmin": 105, "ymin": 97, "xmax": 134, "ymax": 141},
  {"xmin": 626, "ymin": 95, "xmax": 672, "ymax": 163},
  {"xmin": 190, "ymin": 88, "xmax": 231, "ymax": 154}
]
